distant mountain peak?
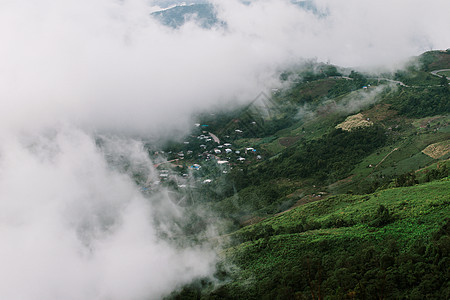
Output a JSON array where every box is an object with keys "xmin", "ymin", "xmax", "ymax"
[
  {"xmin": 151, "ymin": 0, "xmax": 325, "ymax": 29},
  {"xmin": 151, "ymin": 3, "xmax": 222, "ymax": 29}
]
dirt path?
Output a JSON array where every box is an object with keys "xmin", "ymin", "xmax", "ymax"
[
  {"xmin": 364, "ymin": 147, "xmax": 399, "ymax": 179},
  {"xmin": 376, "ymin": 147, "xmax": 398, "ymax": 169},
  {"xmin": 153, "ymin": 158, "xmax": 180, "ymax": 168},
  {"xmin": 369, "ymin": 77, "xmax": 409, "ymax": 87},
  {"xmin": 209, "ymin": 132, "xmax": 220, "ymax": 144}
]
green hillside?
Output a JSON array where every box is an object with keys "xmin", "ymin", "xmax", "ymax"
[
  {"xmin": 160, "ymin": 52, "xmax": 450, "ymax": 299},
  {"xmin": 218, "ymin": 179, "xmax": 450, "ymax": 299},
  {"xmin": 419, "ymin": 50, "xmax": 450, "ymax": 71},
  {"xmin": 168, "ymin": 179, "xmax": 449, "ymax": 299}
]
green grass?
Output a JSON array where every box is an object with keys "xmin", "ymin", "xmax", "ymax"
[
  {"xmin": 237, "ymin": 179, "xmax": 449, "ymax": 234},
  {"xmin": 375, "ymin": 132, "xmax": 448, "ymax": 172},
  {"xmin": 232, "ymin": 138, "xmax": 262, "ymax": 148},
  {"xmin": 260, "ymin": 139, "xmax": 285, "ymax": 155},
  {"xmin": 214, "ymin": 179, "xmax": 450, "ymax": 298},
  {"xmin": 330, "ymin": 118, "xmax": 450, "ymax": 194},
  {"xmin": 412, "ymin": 115, "xmax": 450, "ymax": 129},
  {"xmin": 400, "ymin": 71, "xmax": 441, "ymax": 86},
  {"xmin": 438, "ymin": 71, "xmax": 450, "ymax": 77}
]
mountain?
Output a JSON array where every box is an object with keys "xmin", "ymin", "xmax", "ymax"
[
  {"xmin": 151, "ymin": 1, "xmax": 324, "ymax": 29},
  {"xmin": 152, "ymin": 0, "xmax": 207, "ymax": 10},
  {"xmin": 155, "ymin": 51, "xmax": 450, "ymax": 299},
  {"xmin": 151, "ymin": 3, "xmax": 220, "ymax": 29},
  {"xmin": 201, "ymin": 179, "xmax": 449, "ymax": 299}
]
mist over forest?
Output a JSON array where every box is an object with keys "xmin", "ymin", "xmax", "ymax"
[{"xmin": 0, "ymin": 0, "xmax": 449, "ymax": 299}]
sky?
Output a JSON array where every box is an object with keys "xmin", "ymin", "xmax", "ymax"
[
  {"xmin": 1, "ymin": 0, "xmax": 449, "ymax": 134},
  {"xmin": 0, "ymin": 0, "xmax": 449, "ymax": 299}
]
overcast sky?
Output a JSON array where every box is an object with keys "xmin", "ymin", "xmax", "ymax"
[
  {"xmin": 1, "ymin": 0, "xmax": 448, "ymax": 134},
  {"xmin": 0, "ymin": 0, "xmax": 449, "ymax": 299}
]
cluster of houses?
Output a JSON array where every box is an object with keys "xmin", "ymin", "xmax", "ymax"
[
  {"xmin": 187, "ymin": 129, "xmax": 261, "ymax": 164},
  {"xmin": 148, "ymin": 127, "xmax": 264, "ymax": 188}
]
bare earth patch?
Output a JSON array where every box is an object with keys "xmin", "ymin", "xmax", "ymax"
[
  {"xmin": 336, "ymin": 113, "xmax": 373, "ymax": 131},
  {"xmin": 422, "ymin": 140, "xmax": 450, "ymax": 159},
  {"xmin": 364, "ymin": 104, "xmax": 397, "ymax": 122}
]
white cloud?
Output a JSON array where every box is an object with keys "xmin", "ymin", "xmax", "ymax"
[
  {"xmin": 1, "ymin": 0, "xmax": 449, "ymax": 133},
  {"xmin": 0, "ymin": 128, "xmax": 216, "ymax": 299},
  {"xmin": 0, "ymin": 0, "xmax": 448, "ymax": 298}
]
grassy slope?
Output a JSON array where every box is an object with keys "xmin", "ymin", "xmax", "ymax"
[
  {"xmin": 218, "ymin": 179, "xmax": 450, "ymax": 298},
  {"xmin": 211, "ymin": 81, "xmax": 449, "ymax": 218},
  {"xmin": 246, "ymin": 179, "xmax": 449, "ymax": 234},
  {"xmin": 167, "ymin": 53, "xmax": 450, "ymax": 299}
]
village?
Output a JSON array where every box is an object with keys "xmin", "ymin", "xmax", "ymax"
[{"xmin": 144, "ymin": 123, "xmax": 263, "ymax": 191}]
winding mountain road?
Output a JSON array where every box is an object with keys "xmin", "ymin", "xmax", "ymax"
[
  {"xmin": 371, "ymin": 78, "xmax": 409, "ymax": 87},
  {"xmin": 338, "ymin": 68, "xmax": 450, "ymax": 87},
  {"xmin": 430, "ymin": 69, "xmax": 450, "ymax": 78}
]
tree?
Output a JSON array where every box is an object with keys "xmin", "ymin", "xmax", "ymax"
[
  {"xmin": 440, "ymin": 75, "xmax": 449, "ymax": 92},
  {"xmin": 370, "ymin": 205, "xmax": 393, "ymax": 227},
  {"xmin": 440, "ymin": 75, "xmax": 448, "ymax": 86}
]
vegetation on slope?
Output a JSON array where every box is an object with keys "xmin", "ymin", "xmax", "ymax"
[
  {"xmin": 161, "ymin": 52, "xmax": 450, "ymax": 299},
  {"xmin": 169, "ymin": 179, "xmax": 450, "ymax": 299}
]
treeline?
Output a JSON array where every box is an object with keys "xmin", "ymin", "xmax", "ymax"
[
  {"xmin": 232, "ymin": 126, "xmax": 387, "ymax": 188},
  {"xmin": 418, "ymin": 50, "xmax": 450, "ymax": 72},
  {"xmin": 387, "ymin": 86, "xmax": 449, "ymax": 118},
  {"xmin": 232, "ymin": 203, "xmax": 394, "ymax": 245},
  {"xmin": 269, "ymin": 126, "xmax": 387, "ymax": 183},
  {"xmin": 365, "ymin": 165, "xmax": 450, "ymax": 194},
  {"xmin": 394, "ymin": 165, "xmax": 449, "ymax": 188}
]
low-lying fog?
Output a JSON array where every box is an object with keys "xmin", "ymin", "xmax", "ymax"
[{"xmin": 0, "ymin": 0, "xmax": 448, "ymax": 298}]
